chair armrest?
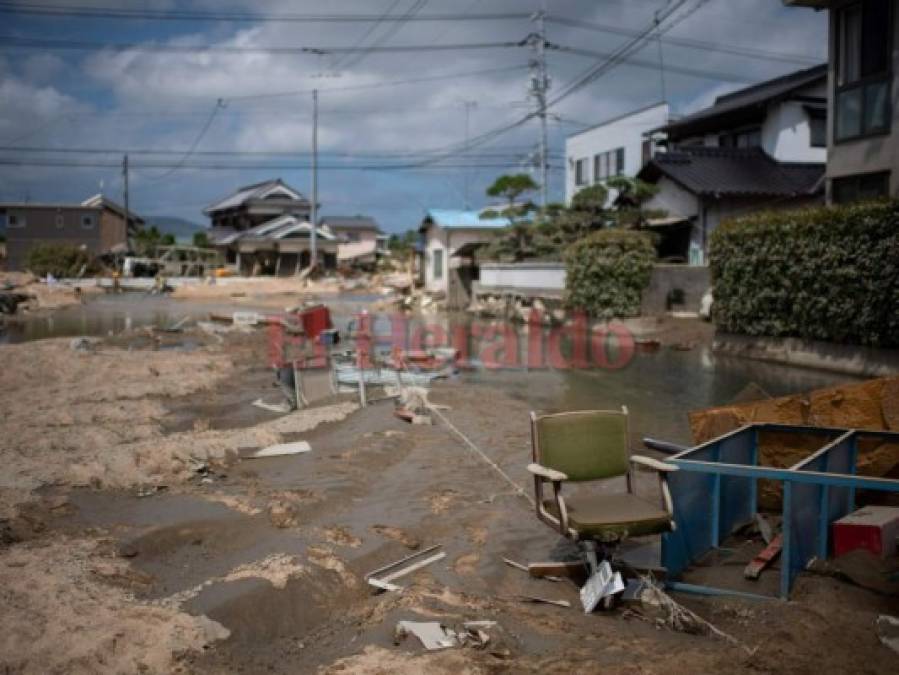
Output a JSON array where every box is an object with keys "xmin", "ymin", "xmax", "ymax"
[
  {"xmin": 630, "ymin": 455, "xmax": 678, "ymax": 472},
  {"xmin": 527, "ymin": 463, "xmax": 568, "ymax": 482}
]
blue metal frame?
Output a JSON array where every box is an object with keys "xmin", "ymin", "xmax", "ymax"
[{"xmin": 661, "ymin": 425, "xmax": 899, "ymax": 599}]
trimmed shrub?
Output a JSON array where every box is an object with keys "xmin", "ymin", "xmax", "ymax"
[
  {"xmin": 710, "ymin": 201, "xmax": 899, "ymax": 348},
  {"xmin": 563, "ymin": 229, "xmax": 656, "ymax": 319},
  {"xmin": 25, "ymin": 243, "xmax": 93, "ymax": 278}
]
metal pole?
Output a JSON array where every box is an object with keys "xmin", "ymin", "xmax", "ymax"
[
  {"xmin": 531, "ymin": 9, "xmax": 549, "ymax": 209},
  {"xmin": 310, "ymin": 88, "xmax": 318, "ymax": 270},
  {"xmin": 122, "ymin": 154, "xmax": 130, "ymax": 231},
  {"xmin": 462, "ymin": 100, "xmax": 477, "ymax": 210}
]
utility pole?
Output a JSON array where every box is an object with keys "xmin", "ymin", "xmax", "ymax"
[
  {"xmin": 529, "ymin": 7, "xmax": 550, "ymax": 210},
  {"xmin": 310, "ymin": 89, "xmax": 318, "ymax": 270},
  {"xmin": 122, "ymin": 154, "xmax": 130, "ymax": 232},
  {"xmin": 461, "ymin": 100, "xmax": 477, "ymax": 209}
]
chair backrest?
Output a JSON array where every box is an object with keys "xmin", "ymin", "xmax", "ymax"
[{"xmin": 531, "ymin": 409, "xmax": 630, "ymax": 482}]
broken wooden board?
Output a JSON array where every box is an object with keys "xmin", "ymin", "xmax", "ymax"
[
  {"xmin": 240, "ymin": 441, "xmax": 311, "ymax": 459},
  {"xmin": 744, "ymin": 533, "xmax": 783, "ymax": 580},
  {"xmin": 516, "ymin": 595, "xmax": 571, "ymax": 608}
]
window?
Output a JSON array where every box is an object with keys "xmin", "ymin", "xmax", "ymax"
[
  {"xmin": 720, "ymin": 127, "xmax": 762, "ymax": 149},
  {"xmin": 807, "ymin": 108, "xmax": 827, "ymax": 148},
  {"xmin": 6, "ymin": 213, "xmax": 25, "ymax": 228},
  {"xmin": 832, "ymin": 171, "xmax": 890, "ymax": 203},
  {"xmin": 592, "ymin": 148, "xmax": 625, "ymax": 182},
  {"xmin": 574, "ymin": 157, "xmax": 589, "ymax": 186},
  {"xmin": 81, "ymin": 214, "xmax": 95, "ymax": 229},
  {"xmin": 432, "ymin": 249, "xmax": 443, "ymax": 280},
  {"xmin": 642, "ymin": 139, "xmax": 652, "ymax": 166},
  {"xmin": 835, "ymin": 0, "xmax": 892, "ymax": 141}
]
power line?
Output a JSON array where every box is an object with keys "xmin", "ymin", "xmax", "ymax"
[
  {"xmin": 330, "ymin": 0, "xmax": 404, "ymax": 71},
  {"xmin": 0, "ymin": 145, "xmax": 560, "ymax": 159},
  {"xmin": 0, "ymin": 34, "xmax": 523, "ymax": 55},
  {"xmin": 340, "ymin": 0, "xmax": 428, "ymax": 70},
  {"xmin": 147, "ymin": 99, "xmax": 225, "ymax": 180},
  {"xmin": 544, "ymin": 15, "xmax": 821, "ymax": 66},
  {"xmin": 548, "ymin": 42, "xmax": 755, "ymax": 84},
  {"xmin": 406, "ymin": 0, "xmax": 695, "ymax": 169},
  {"xmin": 0, "ymin": 2, "xmax": 530, "ymax": 23},
  {"xmin": 0, "ymin": 158, "xmax": 556, "ymax": 171},
  {"xmin": 226, "ymin": 64, "xmax": 528, "ymax": 101}
]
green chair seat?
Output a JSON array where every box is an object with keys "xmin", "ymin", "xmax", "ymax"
[{"xmin": 544, "ymin": 492, "xmax": 672, "ymax": 541}]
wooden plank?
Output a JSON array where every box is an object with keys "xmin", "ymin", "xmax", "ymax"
[{"xmin": 744, "ymin": 533, "xmax": 783, "ymax": 580}]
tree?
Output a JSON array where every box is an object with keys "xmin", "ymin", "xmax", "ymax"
[
  {"xmin": 482, "ymin": 173, "xmax": 539, "ymax": 261},
  {"xmin": 605, "ymin": 176, "xmax": 662, "ymax": 229},
  {"xmin": 192, "ymin": 231, "xmax": 211, "ymax": 248},
  {"xmin": 388, "ymin": 229, "xmax": 418, "ymax": 255}
]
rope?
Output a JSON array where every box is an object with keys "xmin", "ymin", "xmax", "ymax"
[{"xmin": 427, "ymin": 404, "xmax": 535, "ymax": 508}]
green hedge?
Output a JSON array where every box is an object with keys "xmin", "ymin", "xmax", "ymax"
[
  {"xmin": 563, "ymin": 229, "xmax": 655, "ymax": 319},
  {"xmin": 710, "ymin": 201, "xmax": 899, "ymax": 348},
  {"xmin": 25, "ymin": 243, "xmax": 93, "ymax": 278}
]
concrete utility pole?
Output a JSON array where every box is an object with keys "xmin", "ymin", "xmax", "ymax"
[
  {"xmin": 122, "ymin": 154, "xmax": 130, "ymax": 231},
  {"xmin": 461, "ymin": 99, "xmax": 477, "ymax": 210},
  {"xmin": 310, "ymin": 88, "xmax": 318, "ymax": 269},
  {"xmin": 529, "ymin": 8, "xmax": 550, "ymax": 209}
]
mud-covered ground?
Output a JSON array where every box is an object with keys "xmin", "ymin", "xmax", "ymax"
[{"xmin": 1, "ymin": 324, "xmax": 896, "ymax": 674}]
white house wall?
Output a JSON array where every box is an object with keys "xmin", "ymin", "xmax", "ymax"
[
  {"xmin": 761, "ymin": 92, "xmax": 826, "ymax": 163},
  {"xmin": 644, "ymin": 176, "xmax": 699, "ymax": 221},
  {"xmin": 565, "ymin": 103, "xmax": 670, "ymax": 204},
  {"xmin": 423, "ymin": 225, "xmax": 500, "ymax": 294}
]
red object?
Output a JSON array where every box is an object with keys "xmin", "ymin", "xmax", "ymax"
[
  {"xmin": 744, "ymin": 534, "xmax": 783, "ymax": 580},
  {"xmin": 833, "ymin": 506, "xmax": 899, "ymax": 559},
  {"xmin": 299, "ymin": 305, "xmax": 332, "ymax": 341}
]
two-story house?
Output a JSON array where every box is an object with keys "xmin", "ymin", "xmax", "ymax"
[
  {"xmin": 204, "ymin": 178, "xmax": 337, "ymax": 274},
  {"xmin": 786, "ymin": 0, "xmax": 898, "ymax": 202},
  {"xmin": 638, "ymin": 64, "xmax": 828, "ymax": 263},
  {"xmin": 0, "ymin": 194, "xmax": 143, "ymax": 271},
  {"xmin": 565, "ymin": 102, "xmax": 670, "ymax": 204}
]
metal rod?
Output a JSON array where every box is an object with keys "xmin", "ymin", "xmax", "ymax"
[
  {"xmin": 364, "ymin": 544, "xmax": 442, "ymax": 580},
  {"xmin": 310, "ymin": 88, "xmax": 318, "ymax": 267}
]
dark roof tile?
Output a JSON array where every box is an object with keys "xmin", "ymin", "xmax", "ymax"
[{"xmin": 639, "ymin": 146, "xmax": 824, "ymax": 197}]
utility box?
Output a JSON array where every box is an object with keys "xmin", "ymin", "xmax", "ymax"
[{"xmin": 833, "ymin": 506, "xmax": 899, "ymax": 558}]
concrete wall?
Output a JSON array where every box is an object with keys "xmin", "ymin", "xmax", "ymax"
[
  {"xmin": 824, "ymin": 0, "xmax": 899, "ymax": 200},
  {"xmin": 1, "ymin": 205, "xmax": 116, "ymax": 270},
  {"xmin": 479, "ymin": 261, "xmax": 566, "ymax": 293},
  {"xmin": 640, "ymin": 264, "xmax": 711, "ymax": 315},
  {"xmin": 476, "ymin": 260, "xmax": 712, "ymax": 316},
  {"xmin": 565, "ymin": 103, "xmax": 669, "ymax": 204}
]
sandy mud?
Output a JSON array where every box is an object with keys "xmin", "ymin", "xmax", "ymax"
[{"xmin": 1, "ymin": 322, "xmax": 897, "ymax": 673}]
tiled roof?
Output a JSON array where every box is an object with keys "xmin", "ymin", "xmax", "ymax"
[
  {"xmin": 210, "ymin": 216, "xmax": 334, "ymax": 245},
  {"xmin": 639, "ymin": 147, "xmax": 824, "ymax": 197},
  {"xmin": 319, "ymin": 215, "xmax": 381, "ymax": 232},
  {"xmin": 655, "ymin": 64, "xmax": 827, "ymax": 137},
  {"xmin": 204, "ymin": 179, "xmax": 307, "ymax": 214}
]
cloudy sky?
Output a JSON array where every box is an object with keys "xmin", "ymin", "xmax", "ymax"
[{"xmin": 0, "ymin": 0, "xmax": 826, "ymax": 233}]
